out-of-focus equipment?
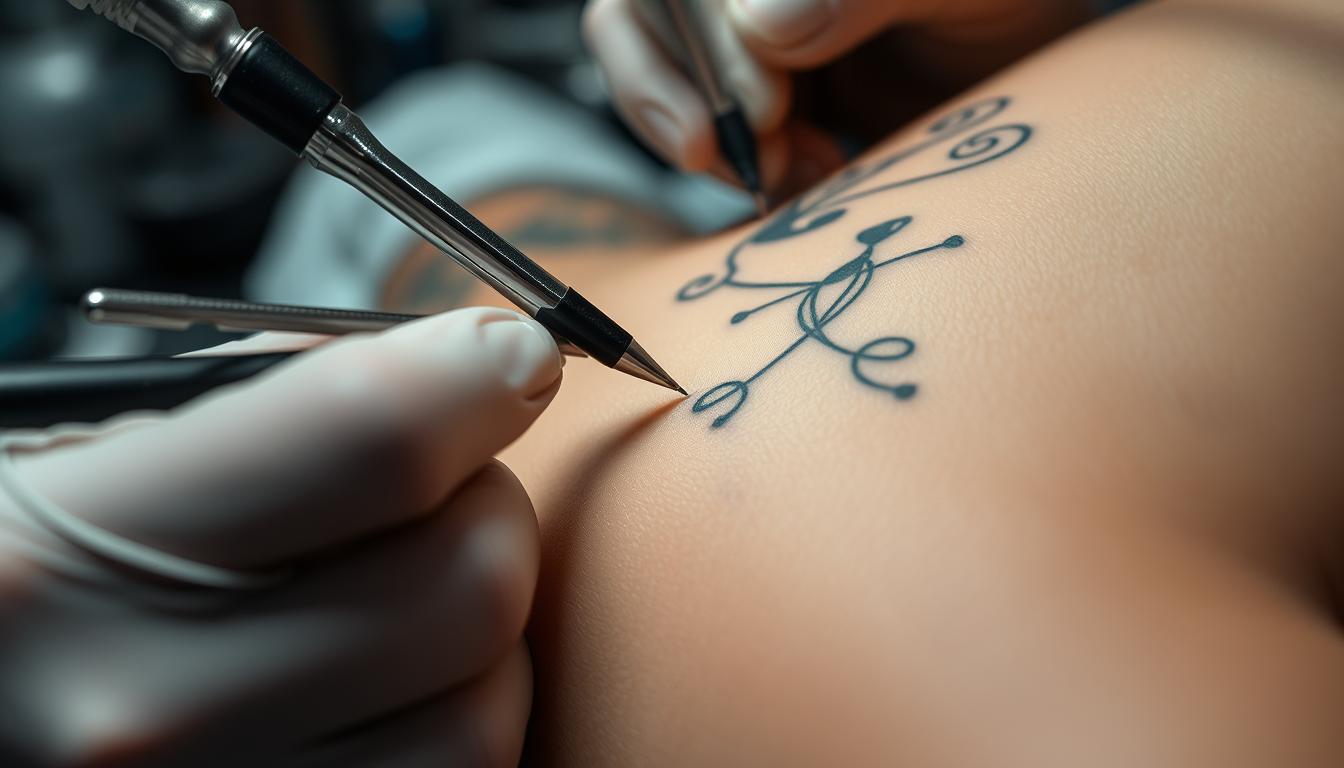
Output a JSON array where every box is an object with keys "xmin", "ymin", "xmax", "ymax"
[{"xmin": 647, "ymin": 0, "xmax": 766, "ymax": 215}]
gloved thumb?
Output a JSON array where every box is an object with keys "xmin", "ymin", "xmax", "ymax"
[
  {"xmin": 728, "ymin": 0, "xmax": 914, "ymax": 69},
  {"xmin": 10, "ymin": 307, "xmax": 562, "ymax": 571}
]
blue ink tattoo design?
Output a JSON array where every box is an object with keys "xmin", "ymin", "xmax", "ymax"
[{"xmin": 678, "ymin": 97, "xmax": 1032, "ymax": 428}]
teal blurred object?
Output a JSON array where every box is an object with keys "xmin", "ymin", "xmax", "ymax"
[{"xmin": 0, "ymin": 217, "xmax": 51, "ymax": 361}]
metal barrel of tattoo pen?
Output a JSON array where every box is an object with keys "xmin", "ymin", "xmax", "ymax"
[
  {"xmin": 648, "ymin": 0, "xmax": 768, "ymax": 216},
  {"xmin": 64, "ymin": 0, "xmax": 685, "ymax": 395}
]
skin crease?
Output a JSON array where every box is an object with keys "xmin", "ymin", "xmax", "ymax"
[{"xmin": 381, "ymin": 0, "xmax": 1344, "ymax": 763}]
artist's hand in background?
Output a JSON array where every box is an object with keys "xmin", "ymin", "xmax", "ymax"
[
  {"xmin": 584, "ymin": 0, "xmax": 1097, "ymax": 196},
  {"xmin": 0, "ymin": 308, "xmax": 561, "ymax": 767}
]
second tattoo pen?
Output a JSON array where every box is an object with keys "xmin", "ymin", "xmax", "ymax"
[{"xmin": 651, "ymin": 0, "xmax": 768, "ymax": 216}]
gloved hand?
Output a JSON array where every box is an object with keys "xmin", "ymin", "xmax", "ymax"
[
  {"xmin": 0, "ymin": 307, "xmax": 561, "ymax": 767},
  {"xmin": 583, "ymin": 0, "xmax": 1096, "ymax": 193}
]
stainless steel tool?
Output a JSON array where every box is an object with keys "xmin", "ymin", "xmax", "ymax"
[
  {"xmin": 641, "ymin": 0, "xmax": 767, "ymax": 215},
  {"xmin": 64, "ymin": 0, "xmax": 683, "ymax": 393},
  {"xmin": 81, "ymin": 287, "xmax": 588, "ymax": 358}
]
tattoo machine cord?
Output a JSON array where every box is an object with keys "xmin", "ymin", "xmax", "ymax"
[
  {"xmin": 0, "ymin": 288, "xmax": 589, "ymax": 430},
  {"xmin": 63, "ymin": 0, "xmax": 684, "ymax": 395}
]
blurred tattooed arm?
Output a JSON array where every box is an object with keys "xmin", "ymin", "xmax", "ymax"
[{"xmin": 380, "ymin": 188, "xmax": 688, "ymax": 314}]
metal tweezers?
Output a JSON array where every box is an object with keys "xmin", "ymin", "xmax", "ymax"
[
  {"xmin": 0, "ymin": 288, "xmax": 584, "ymax": 429},
  {"xmin": 82, "ymin": 288, "xmax": 588, "ymax": 356}
]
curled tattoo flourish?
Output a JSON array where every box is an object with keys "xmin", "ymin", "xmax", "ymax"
[
  {"xmin": 679, "ymin": 96, "xmax": 1032, "ymax": 428},
  {"xmin": 690, "ymin": 224, "xmax": 963, "ymax": 427}
]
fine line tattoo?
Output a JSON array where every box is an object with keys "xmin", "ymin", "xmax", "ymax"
[{"xmin": 677, "ymin": 96, "xmax": 1033, "ymax": 428}]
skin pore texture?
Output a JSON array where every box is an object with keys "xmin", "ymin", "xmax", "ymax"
[{"xmin": 381, "ymin": 0, "xmax": 1344, "ymax": 763}]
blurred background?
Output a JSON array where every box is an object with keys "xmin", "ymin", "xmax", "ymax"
[{"xmin": 0, "ymin": 0, "xmax": 618, "ymax": 360}]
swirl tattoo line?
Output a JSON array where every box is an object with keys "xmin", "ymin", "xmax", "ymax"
[
  {"xmin": 693, "ymin": 219, "xmax": 963, "ymax": 427},
  {"xmin": 679, "ymin": 96, "xmax": 1033, "ymax": 428}
]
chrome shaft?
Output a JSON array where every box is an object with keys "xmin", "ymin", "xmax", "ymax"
[
  {"xmin": 302, "ymin": 105, "xmax": 571, "ymax": 317},
  {"xmin": 82, "ymin": 288, "xmax": 589, "ymax": 357},
  {"xmin": 64, "ymin": 0, "xmax": 254, "ymax": 89}
]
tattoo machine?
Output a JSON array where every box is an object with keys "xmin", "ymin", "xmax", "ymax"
[
  {"xmin": 63, "ymin": 0, "xmax": 684, "ymax": 394},
  {"xmin": 0, "ymin": 288, "xmax": 589, "ymax": 429},
  {"xmin": 643, "ymin": 0, "xmax": 768, "ymax": 216}
]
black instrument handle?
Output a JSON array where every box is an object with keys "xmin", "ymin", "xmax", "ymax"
[{"xmin": 0, "ymin": 353, "xmax": 296, "ymax": 429}]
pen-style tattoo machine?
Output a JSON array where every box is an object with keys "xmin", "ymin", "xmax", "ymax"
[
  {"xmin": 643, "ymin": 0, "xmax": 768, "ymax": 216},
  {"xmin": 65, "ymin": 0, "xmax": 684, "ymax": 394}
]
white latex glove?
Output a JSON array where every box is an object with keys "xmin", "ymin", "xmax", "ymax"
[
  {"xmin": 0, "ymin": 307, "xmax": 562, "ymax": 767},
  {"xmin": 583, "ymin": 0, "xmax": 1096, "ymax": 192}
]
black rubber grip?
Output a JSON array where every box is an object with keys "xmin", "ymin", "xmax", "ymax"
[
  {"xmin": 714, "ymin": 109, "xmax": 761, "ymax": 192},
  {"xmin": 0, "ymin": 353, "xmax": 295, "ymax": 429},
  {"xmin": 534, "ymin": 290, "xmax": 631, "ymax": 367},
  {"xmin": 217, "ymin": 33, "xmax": 341, "ymax": 154}
]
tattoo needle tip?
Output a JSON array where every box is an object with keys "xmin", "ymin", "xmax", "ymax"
[{"xmin": 675, "ymin": 385, "xmax": 688, "ymax": 397}]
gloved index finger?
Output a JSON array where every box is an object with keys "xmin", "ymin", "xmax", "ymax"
[
  {"xmin": 10, "ymin": 308, "xmax": 562, "ymax": 571},
  {"xmin": 177, "ymin": 331, "xmax": 334, "ymax": 358},
  {"xmin": 585, "ymin": 0, "xmax": 718, "ymax": 170},
  {"xmin": 651, "ymin": 0, "xmax": 791, "ymax": 133},
  {"xmin": 587, "ymin": 0, "xmax": 790, "ymax": 172}
]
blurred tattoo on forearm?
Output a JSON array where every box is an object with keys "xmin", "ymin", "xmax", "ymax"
[
  {"xmin": 382, "ymin": 190, "xmax": 685, "ymax": 313},
  {"xmin": 503, "ymin": 191, "xmax": 685, "ymax": 248},
  {"xmin": 381, "ymin": 249, "xmax": 480, "ymax": 315},
  {"xmin": 679, "ymin": 97, "xmax": 1032, "ymax": 428}
]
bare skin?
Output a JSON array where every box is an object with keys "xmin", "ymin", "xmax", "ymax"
[{"xmin": 384, "ymin": 0, "xmax": 1344, "ymax": 763}]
